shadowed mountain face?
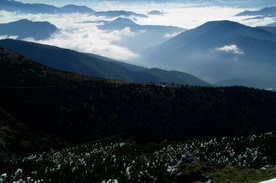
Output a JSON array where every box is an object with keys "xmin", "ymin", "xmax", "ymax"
[
  {"xmin": 1, "ymin": 46, "xmax": 276, "ymax": 159},
  {"xmin": 257, "ymin": 26, "xmax": 276, "ymax": 34},
  {"xmin": 0, "ymin": 48, "xmax": 72, "ymax": 160},
  {"xmin": 0, "ymin": 19, "xmax": 58, "ymax": 40},
  {"xmin": 142, "ymin": 20, "xmax": 276, "ymax": 88},
  {"xmin": 0, "ymin": 0, "xmax": 95, "ymax": 14},
  {"xmin": 0, "ymin": 39, "xmax": 210, "ymax": 86}
]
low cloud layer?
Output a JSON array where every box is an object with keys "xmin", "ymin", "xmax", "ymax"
[
  {"xmin": 0, "ymin": 11, "xmax": 140, "ymax": 62},
  {"xmin": 0, "ymin": 2, "xmax": 275, "ymax": 64}
]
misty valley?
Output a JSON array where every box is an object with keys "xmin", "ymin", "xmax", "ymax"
[{"xmin": 0, "ymin": 0, "xmax": 276, "ymax": 182}]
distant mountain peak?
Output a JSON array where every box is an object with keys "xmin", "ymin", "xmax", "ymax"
[
  {"xmin": 143, "ymin": 20, "xmax": 276, "ymax": 88},
  {"xmin": 113, "ymin": 17, "xmax": 136, "ymax": 24},
  {"xmin": 60, "ymin": 4, "xmax": 95, "ymax": 13},
  {"xmin": 0, "ymin": 19, "xmax": 58, "ymax": 40},
  {"xmin": 0, "ymin": 0, "xmax": 95, "ymax": 14},
  {"xmin": 200, "ymin": 20, "xmax": 246, "ymax": 29},
  {"xmin": 148, "ymin": 10, "xmax": 165, "ymax": 15}
]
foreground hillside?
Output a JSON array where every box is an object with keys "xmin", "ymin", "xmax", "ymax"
[
  {"xmin": 1, "ymin": 132, "xmax": 276, "ymax": 182},
  {"xmin": 1, "ymin": 47, "xmax": 276, "ymax": 160}
]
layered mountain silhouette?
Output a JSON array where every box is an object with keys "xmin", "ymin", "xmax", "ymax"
[
  {"xmin": 0, "ymin": 19, "xmax": 58, "ymax": 40},
  {"xmin": 257, "ymin": 26, "xmax": 276, "ymax": 34},
  {"xmin": 98, "ymin": 18, "xmax": 183, "ymax": 32},
  {"xmin": 92, "ymin": 10, "xmax": 147, "ymax": 18},
  {"xmin": 236, "ymin": 7, "xmax": 276, "ymax": 16},
  {"xmin": 0, "ymin": 0, "xmax": 95, "ymax": 14},
  {"xmin": 96, "ymin": 18, "xmax": 185, "ymax": 51},
  {"xmin": 143, "ymin": 20, "xmax": 276, "ymax": 89},
  {"xmin": 59, "ymin": 4, "xmax": 95, "ymax": 13},
  {"xmin": 0, "ymin": 39, "xmax": 210, "ymax": 86}
]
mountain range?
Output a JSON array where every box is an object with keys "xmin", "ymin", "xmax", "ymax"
[
  {"xmin": 1, "ymin": 46, "xmax": 276, "ymax": 159},
  {"xmin": 96, "ymin": 17, "xmax": 185, "ymax": 52},
  {"xmin": 1, "ymin": 1, "xmax": 276, "ymax": 181},
  {"xmin": 92, "ymin": 10, "xmax": 147, "ymax": 18},
  {"xmin": 142, "ymin": 20, "xmax": 276, "ymax": 89},
  {"xmin": 0, "ymin": 39, "xmax": 210, "ymax": 86},
  {"xmin": 0, "ymin": 0, "xmax": 95, "ymax": 14},
  {"xmin": 236, "ymin": 6, "xmax": 276, "ymax": 16},
  {"xmin": 0, "ymin": 19, "xmax": 58, "ymax": 40}
]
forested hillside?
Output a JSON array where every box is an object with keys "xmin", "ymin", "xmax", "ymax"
[{"xmin": 1, "ymin": 47, "xmax": 276, "ymax": 159}]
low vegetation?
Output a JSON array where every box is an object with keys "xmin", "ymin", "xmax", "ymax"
[
  {"xmin": 1, "ymin": 47, "xmax": 276, "ymax": 182},
  {"xmin": 1, "ymin": 132, "xmax": 276, "ymax": 182}
]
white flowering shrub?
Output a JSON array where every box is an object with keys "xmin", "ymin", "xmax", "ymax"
[{"xmin": 0, "ymin": 132, "xmax": 275, "ymax": 182}]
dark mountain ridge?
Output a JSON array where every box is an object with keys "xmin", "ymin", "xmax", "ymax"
[
  {"xmin": 1, "ymin": 47, "xmax": 276, "ymax": 160},
  {"xmin": 0, "ymin": 39, "xmax": 210, "ymax": 86},
  {"xmin": 0, "ymin": 19, "xmax": 58, "ymax": 40}
]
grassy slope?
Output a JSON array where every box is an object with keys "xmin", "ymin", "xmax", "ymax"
[{"xmin": 1, "ymin": 132, "xmax": 276, "ymax": 182}]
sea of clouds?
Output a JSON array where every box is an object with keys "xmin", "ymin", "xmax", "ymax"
[{"xmin": 0, "ymin": 1, "xmax": 275, "ymax": 64}]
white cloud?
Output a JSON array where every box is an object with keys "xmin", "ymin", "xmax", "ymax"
[
  {"xmin": 0, "ymin": 35, "xmax": 18, "ymax": 40},
  {"xmin": 1, "ymin": 2, "xmax": 273, "ymax": 66},
  {"xmin": 163, "ymin": 32, "xmax": 181, "ymax": 38},
  {"xmin": 216, "ymin": 44, "xmax": 244, "ymax": 55},
  {"xmin": 0, "ymin": 11, "xmax": 140, "ymax": 62},
  {"xmin": 24, "ymin": 26, "xmax": 140, "ymax": 61},
  {"xmin": 110, "ymin": 27, "xmax": 137, "ymax": 38}
]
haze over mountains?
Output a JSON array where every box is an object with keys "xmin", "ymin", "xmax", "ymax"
[
  {"xmin": 0, "ymin": 0, "xmax": 276, "ymax": 90},
  {"xmin": 143, "ymin": 20, "xmax": 276, "ymax": 89},
  {"xmin": 96, "ymin": 18, "xmax": 185, "ymax": 52}
]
